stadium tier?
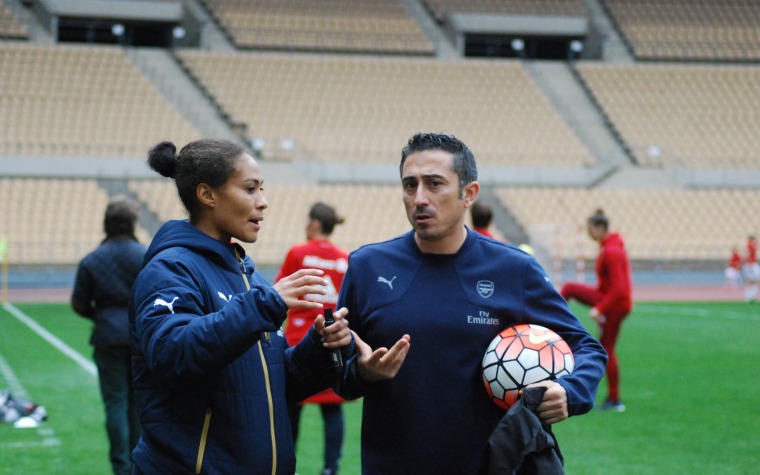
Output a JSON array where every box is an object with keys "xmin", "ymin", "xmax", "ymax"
[
  {"xmin": 128, "ymin": 179, "xmax": 410, "ymax": 266},
  {"xmin": 497, "ymin": 187, "xmax": 760, "ymax": 261},
  {"xmin": 0, "ymin": 0, "xmax": 757, "ymax": 287},
  {"xmin": 177, "ymin": 50, "xmax": 594, "ymax": 166},
  {"xmin": 0, "ymin": 0, "xmax": 26, "ymax": 39},
  {"xmin": 576, "ymin": 62, "xmax": 760, "ymax": 169},
  {"xmin": 422, "ymin": 0, "xmax": 586, "ymax": 22},
  {"xmin": 0, "ymin": 177, "xmax": 150, "ymax": 265},
  {"xmin": 0, "ymin": 43, "xmax": 201, "ymax": 158},
  {"xmin": 199, "ymin": 0, "xmax": 434, "ymax": 54},
  {"xmin": 2, "ymin": 175, "xmax": 753, "ymax": 267},
  {"xmin": 602, "ymin": 0, "xmax": 760, "ymax": 61}
]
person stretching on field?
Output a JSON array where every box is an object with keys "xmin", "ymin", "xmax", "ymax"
[{"xmin": 561, "ymin": 209, "xmax": 632, "ymax": 412}]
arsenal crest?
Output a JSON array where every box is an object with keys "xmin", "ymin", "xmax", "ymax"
[{"xmin": 477, "ymin": 280, "xmax": 494, "ymax": 298}]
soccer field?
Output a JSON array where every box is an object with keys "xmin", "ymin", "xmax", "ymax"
[{"xmin": 0, "ymin": 301, "xmax": 757, "ymax": 474}]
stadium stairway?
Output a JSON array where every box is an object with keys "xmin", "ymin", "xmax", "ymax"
[
  {"xmin": 123, "ymin": 47, "xmax": 316, "ymax": 185},
  {"xmin": 182, "ymin": 0, "xmax": 236, "ymax": 52},
  {"xmin": 5, "ymin": 0, "xmax": 53, "ymax": 44},
  {"xmin": 524, "ymin": 60, "xmax": 630, "ymax": 170},
  {"xmin": 580, "ymin": 0, "xmax": 633, "ymax": 63},
  {"xmin": 402, "ymin": 0, "xmax": 459, "ymax": 59},
  {"xmin": 478, "ymin": 186, "xmax": 530, "ymax": 245},
  {"xmin": 123, "ymin": 47, "xmax": 242, "ymax": 144},
  {"xmin": 97, "ymin": 178, "xmax": 166, "ymax": 235}
]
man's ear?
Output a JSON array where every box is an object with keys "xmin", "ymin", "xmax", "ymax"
[
  {"xmin": 197, "ymin": 183, "xmax": 215, "ymax": 208},
  {"xmin": 463, "ymin": 181, "xmax": 480, "ymax": 208}
]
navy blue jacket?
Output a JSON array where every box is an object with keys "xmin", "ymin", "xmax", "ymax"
[
  {"xmin": 72, "ymin": 236, "xmax": 147, "ymax": 348},
  {"xmin": 337, "ymin": 229, "xmax": 607, "ymax": 475},
  {"xmin": 129, "ymin": 220, "xmax": 339, "ymax": 474}
]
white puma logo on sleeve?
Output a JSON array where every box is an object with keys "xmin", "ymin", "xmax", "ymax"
[
  {"xmin": 153, "ymin": 297, "xmax": 179, "ymax": 314},
  {"xmin": 377, "ymin": 275, "xmax": 397, "ymax": 289}
]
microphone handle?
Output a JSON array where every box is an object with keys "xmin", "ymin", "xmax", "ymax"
[{"xmin": 323, "ymin": 308, "xmax": 344, "ymax": 373}]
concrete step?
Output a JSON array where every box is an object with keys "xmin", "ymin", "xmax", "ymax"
[
  {"xmin": 124, "ymin": 46, "xmax": 240, "ymax": 142},
  {"xmin": 524, "ymin": 60, "xmax": 631, "ymax": 168}
]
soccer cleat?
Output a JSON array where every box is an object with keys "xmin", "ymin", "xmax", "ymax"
[{"xmin": 597, "ymin": 399, "xmax": 626, "ymax": 412}]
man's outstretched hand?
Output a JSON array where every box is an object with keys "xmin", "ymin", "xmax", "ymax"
[{"xmin": 351, "ymin": 331, "xmax": 410, "ymax": 383}]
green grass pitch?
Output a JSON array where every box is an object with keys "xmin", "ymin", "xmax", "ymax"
[{"xmin": 0, "ymin": 301, "xmax": 757, "ymax": 474}]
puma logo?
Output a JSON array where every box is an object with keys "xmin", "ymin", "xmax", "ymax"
[
  {"xmin": 377, "ymin": 275, "xmax": 397, "ymax": 289},
  {"xmin": 218, "ymin": 292, "xmax": 231, "ymax": 302},
  {"xmin": 154, "ymin": 297, "xmax": 179, "ymax": 314},
  {"xmin": 528, "ymin": 330, "xmax": 554, "ymax": 345}
]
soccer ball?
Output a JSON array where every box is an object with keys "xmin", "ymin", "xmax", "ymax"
[{"xmin": 481, "ymin": 324, "xmax": 574, "ymax": 410}]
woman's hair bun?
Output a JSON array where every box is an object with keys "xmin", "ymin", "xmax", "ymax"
[{"xmin": 147, "ymin": 141, "xmax": 178, "ymax": 178}]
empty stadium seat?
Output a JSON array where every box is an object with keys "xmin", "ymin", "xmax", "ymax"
[
  {"xmin": 495, "ymin": 186, "xmax": 759, "ymax": 261},
  {"xmin": 177, "ymin": 50, "xmax": 594, "ymax": 167},
  {"xmin": 576, "ymin": 62, "xmax": 760, "ymax": 169},
  {"xmin": 603, "ymin": 0, "xmax": 760, "ymax": 61},
  {"xmin": 0, "ymin": 43, "xmax": 201, "ymax": 158},
  {"xmin": 0, "ymin": 178, "xmax": 149, "ymax": 265},
  {"xmin": 200, "ymin": 0, "xmax": 434, "ymax": 54},
  {"xmin": 422, "ymin": 0, "xmax": 586, "ymax": 22}
]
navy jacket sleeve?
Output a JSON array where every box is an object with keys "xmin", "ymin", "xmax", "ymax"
[
  {"xmin": 519, "ymin": 258, "xmax": 608, "ymax": 416},
  {"xmin": 334, "ymin": 255, "xmax": 372, "ymax": 400},
  {"xmin": 71, "ymin": 261, "xmax": 95, "ymax": 319},
  {"xmin": 131, "ymin": 255, "xmax": 287, "ymax": 384}
]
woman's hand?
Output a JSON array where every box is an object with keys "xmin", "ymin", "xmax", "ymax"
[
  {"xmin": 313, "ymin": 307, "xmax": 352, "ymax": 349},
  {"xmin": 273, "ymin": 268, "xmax": 328, "ymax": 310}
]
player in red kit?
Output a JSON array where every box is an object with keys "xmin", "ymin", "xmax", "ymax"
[
  {"xmin": 724, "ymin": 246, "xmax": 742, "ymax": 289},
  {"xmin": 275, "ymin": 202, "xmax": 349, "ymax": 475},
  {"xmin": 742, "ymin": 235, "xmax": 758, "ymax": 302},
  {"xmin": 560, "ymin": 209, "xmax": 632, "ymax": 412}
]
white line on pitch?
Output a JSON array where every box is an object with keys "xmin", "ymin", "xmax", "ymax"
[
  {"xmin": 0, "ymin": 439, "xmax": 61, "ymax": 448},
  {"xmin": 0, "ymin": 348, "xmax": 29, "ymax": 398},
  {"xmin": 2, "ymin": 303, "xmax": 97, "ymax": 377},
  {"xmin": 633, "ymin": 304, "xmax": 757, "ymax": 321}
]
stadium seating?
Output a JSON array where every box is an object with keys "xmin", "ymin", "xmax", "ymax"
[
  {"xmin": 0, "ymin": 2, "xmax": 27, "ymax": 39},
  {"xmin": 576, "ymin": 62, "xmax": 760, "ymax": 169},
  {"xmin": 0, "ymin": 43, "xmax": 201, "ymax": 158},
  {"xmin": 177, "ymin": 50, "xmax": 594, "ymax": 166},
  {"xmin": 0, "ymin": 0, "xmax": 757, "ymax": 282},
  {"xmin": 0, "ymin": 178, "xmax": 148, "ymax": 265},
  {"xmin": 128, "ymin": 179, "xmax": 410, "ymax": 266},
  {"xmin": 496, "ymin": 186, "xmax": 759, "ymax": 261},
  {"xmin": 603, "ymin": 0, "xmax": 760, "ymax": 61},
  {"xmin": 199, "ymin": 0, "xmax": 434, "ymax": 54},
  {"xmin": 422, "ymin": 0, "xmax": 586, "ymax": 22}
]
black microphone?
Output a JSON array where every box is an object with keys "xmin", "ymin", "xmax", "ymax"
[{"xmin": 323, "ymin": 308, "xmax": 344, "ymax": 374}]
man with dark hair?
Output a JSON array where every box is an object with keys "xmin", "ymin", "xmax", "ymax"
[
  {"xmin": 337, "ymin": 132, "xmax": 607, "ymax": 474},
  {"xmin": 470, "ymin": 200, "xmax": 497, "ymax": 239},
  {"xmin": 71, "ymin": 195, "xmax": 147, "ymax": 475}
]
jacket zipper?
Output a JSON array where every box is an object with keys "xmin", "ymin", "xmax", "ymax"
[
  {"xmin": 195, "ymin": 407, "xmax": 212, "ymax": 474},
  {"xmin": 236, "ymin": 248, "xmax": 277, "ymax": 474},
  {"xmin": 258, "ymin": 341, "xmax": 277, "ymax": 475}
]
